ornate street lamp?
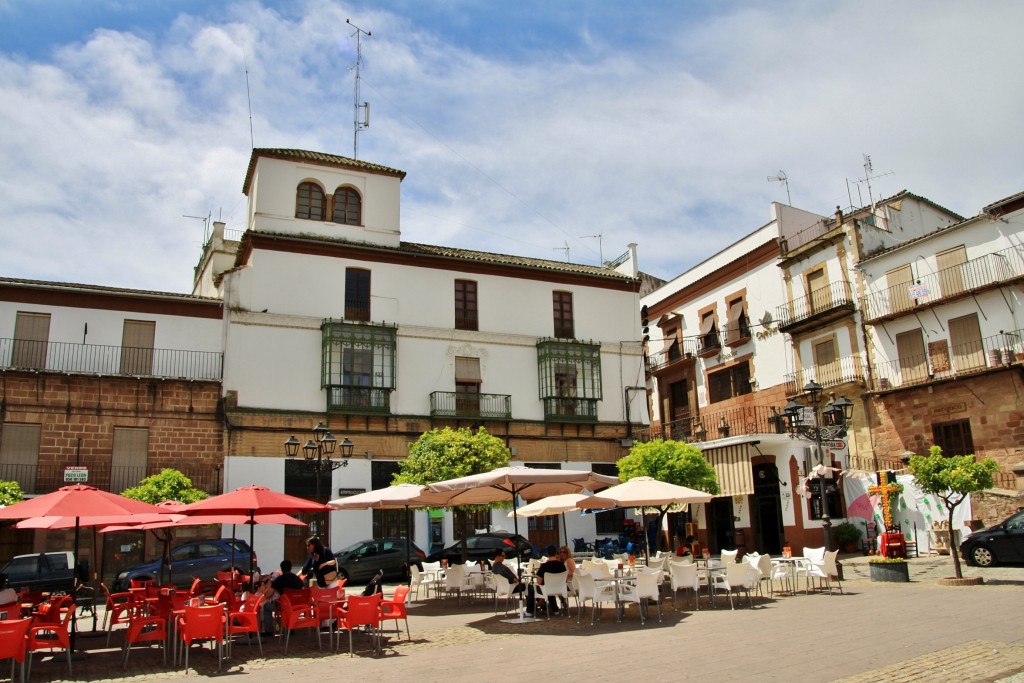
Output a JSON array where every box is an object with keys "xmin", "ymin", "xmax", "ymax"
[
  {"xmin": 782, "ymin": 382, "xmax": 853, "ymax": 551},
  {"xmin": 284, "ymin": 422, "xmax": 354, "ymax": 504}
]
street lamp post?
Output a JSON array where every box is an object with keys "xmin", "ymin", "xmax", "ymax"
[
  {"xmin": 782, "ymin": 381, "xmax": 854, "ymax": 551},
  {"xmin": 284, "ymin": 423, "xmax": 354, "ymax": 534}
]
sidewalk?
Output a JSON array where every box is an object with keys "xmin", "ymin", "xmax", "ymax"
[{"xmin": 27, "ymin": 562, "xmax": 1024, "ymax": 683}]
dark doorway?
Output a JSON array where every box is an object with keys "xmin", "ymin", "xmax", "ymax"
[
  {"xmin": 752, "ymin": 462, "xmax": 784, "ymax": 555},
  {"xmin": 707, "ymin": 497, "xmax": 735, "ymax": 553}
]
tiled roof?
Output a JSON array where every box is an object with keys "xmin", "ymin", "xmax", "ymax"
[
  {"xmin": 242, "ymin": 148, "xmax": 407, "ymax": 194},
  {"xmin": 0, "ymin": 276, "xmax": 221, "ymax": 303}
]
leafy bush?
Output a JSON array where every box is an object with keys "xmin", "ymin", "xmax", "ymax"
[
  {"xmin": 833, "ymin": 521, "xmax": 863, "ymax": 544},
  {"xmin": 868, "ymin": 557, "xmax": 907, "ymax": 564}
]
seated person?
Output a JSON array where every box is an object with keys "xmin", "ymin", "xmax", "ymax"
[
  {"xmin": 491, "ymin": 549, "xmax": 536, "ymax": 616},
  {"xmin": 0, "ymin": 573, "xmax": 18, "ymax": 607},
  {"xmin": 259, "ymin": 560, "xmax": 304, "ymax": 635},
  {"xmin": 535, "ymin": 545, "xmax": 567, "ymax": 615},
  {"xmin": 676, "ymin": 535, "xmax": 696, "ymax": 558}
]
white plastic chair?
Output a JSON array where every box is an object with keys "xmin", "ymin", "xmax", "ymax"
[
  {"xmin": 668, "ymin": 560, "xmax": 700, "ymax": 610},
  {"xmin": 536, "ymin": 571, "xmax": 569, "ymax": 619},
  {"xmin": 645, "ymin": 555, "xmax": 667, "ymax": 572},
  {"xmin": 442, "ymin": 564, "xmax": 471, "ymax": 605},
  {"xmin": 489, "ymin": 572, "xmax": 515, "ymax": 615},
  {"xmin": 808, "ymin": 550, "xmax": 842, "ymax": 595},
  {"xmin": 634, "ymin": 568, "xmax": 663, "ymax": 623},
  {"xmin": 795, "ymin": 547, "xmax": 826, "ymax": 593},
  {"xmin": 713, "ymin": 561, "xmax": 757, "ymax": 609},
  {"xmin": 420, "ymin": 561, "xmax": 444, "ymax": 599},
  {"xmin": 576, "ymin": 572, "xmax": 616, "ymax": 625},
  {"xmin": 720, "ymin": 549, "xmax": 738, "ymax": 564}
]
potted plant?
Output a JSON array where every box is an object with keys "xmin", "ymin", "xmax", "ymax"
[
  {"xmin": 833, "ymin": 522, "xmax": 863, "ymax": 553},
  {"xmin": 869, "ymin": 557, "xmax": 909, "ymax": 582}
]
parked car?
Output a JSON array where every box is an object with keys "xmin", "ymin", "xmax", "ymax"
[
  {"xmin": 113, "ymin": 538, "xmax": 256, "ymax": 591},
  {"xmin": 334, "ymin": 538, "xmax": 425, "ymax": 583},
  {"xmin": 428, "ymin": 531, "xmax": 533, "ymax": 565},
  {"xmin": 960, "ymin": 509, "xmax": 1024, "ymax": 567},
  {"xmin": 1, "ymin": 551, "xmax": 78, "ymax": 594}
]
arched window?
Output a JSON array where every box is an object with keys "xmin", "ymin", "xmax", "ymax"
[
  {"xmin": 333, "ymin": 187, "xmax": 362, "ymax": 225},
  {"xmin": 296, "ymin": 182, "xmax": 325, "ymax": 220}
]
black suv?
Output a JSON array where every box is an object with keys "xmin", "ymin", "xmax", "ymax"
[
  {"xmin": 960, "ymin": 509, "xmax": 1024, "ymax": 567},
  {"xmin": 428, "ymin": 531, "xmax": 533, "ymax": 565},
  {"xmin": 1, "ymin": 552, "xmax": 78, "ymax": 593},
  {"xmin": 113, "ymin": 539, "xmax": 256, "ymax": 591},
  {"xmin": 334, "ymin": 538, "xmax": 426, "ymax": 583}
]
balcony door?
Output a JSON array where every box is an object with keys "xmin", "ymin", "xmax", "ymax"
[
  {"xmin": 895, "ymin": 329, "xmax": 928, "ymax": 385},
  {"xmin": 12, "ymin": 312, "xmax": 49, "ymax": 369},
  {"xmin": 949, "ymin": 313, "xmax": 985, "ymax": 372},
  {"xmin": 120, "ymin": 320, "xmax": 155, "ymax": 376}
]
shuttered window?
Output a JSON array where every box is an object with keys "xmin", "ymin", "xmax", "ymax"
[
  {"xmin": 886, "ymin": 265, "xmax": 914, "ymax": 314},
  {"xmin": 895, "ymin": 329, "xmax": 927, "ymax": 384},
  {"xmin": 0, "ymin": 423, "xmax": 41, "ymax": 493},
  {"xmin": 12, "ymin": 312, "xmax": 50, "ymax": 369},
  {"xmin": 936, "ymin": 246, "xmax": 968, "ymax": 298},
  {"xmin": 111, "ymin": 427, "xmax": 149, "ymax": 493},
  {"xmin": 948, "ymin": 313, "xmax": 984, "ymax": 372},
  {"xmin": 120, "ymin": 320, "xmax": 155, "ymax": 375}
]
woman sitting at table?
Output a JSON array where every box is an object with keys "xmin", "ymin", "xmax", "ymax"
[
  {"xmin": 535, "ymin": 545, "xmax": 567, "ymax": 616},
  {"xmin": 556, "ymin": 546, "xmax": 576, "ymax": 611}
]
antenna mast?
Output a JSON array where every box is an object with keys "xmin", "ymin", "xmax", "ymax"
[
  {"xmin": 854, "ymin": 154, "xmax": 893, "ymax": 211},
  {"xmin": 579, "ymin": 233, "xmax": 603, "ymax": 265},
  {"xmin": 767, "ymin": 170, "xmax": 791, "ymax": 205},
  {"xmin": 554, "ymin": 241, "xmax": 570, "ymax": 263},
  {"xmin": 347, "ymin": 19, "xmax": 371, "ymax": 159},
  {"xmin": 243, "ymin": 48, "xmax": 255, "ymax": 149}
]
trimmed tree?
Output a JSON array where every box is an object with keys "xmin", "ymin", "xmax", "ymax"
[
  {"xmin": 0, "ymin": 480, "xmax": 24, "ymax": 507},
  {"xmin": 395, "ymin": 427, "xmax": 510, "ymax": 561},
  {"xmin": 617, "ymin": 439, "xmax": 720, "ymax": 551},
  {"xmin": 908, "ymin": 446, "xmax": 999, "ymax": 579}
]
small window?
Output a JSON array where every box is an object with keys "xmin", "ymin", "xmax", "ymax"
[
  {"xmin": 345, "ymin": 268, "xmax": 371, "ymax": 321},
  {"xmin": 332, "ymin": 187, "xmax": 362, "ymax": 225},
  {"xmin": 699, "ymin": 312, "xmax": 720, "ymax": 355},
  {"xmin": 725, "ymin": 298, "xmax": 750, "ymax": 345},
  {"xmin": 455, "ymin": 280, "xmax": 478, "ymax": 331},
  {"xmin": 553, "ymin": 291, "xmax": 574, "ymax": 339},
  {"xmin": 707, "ymin": 361, "xmax": 751, "ymax": 403},
  {"xmin": 12, "ymin": 311, "xmax": 50, "ymax": 369},
  {"xmin": 932, "ymin": 419, "xmax": 974, "ymax": 457},
  {"xmin": 296, "ymin": 182, "xmax": 326, "ymax": 220}
]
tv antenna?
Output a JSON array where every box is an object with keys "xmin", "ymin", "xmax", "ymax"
[
  {"xmin": 852, "ymin": 154, "xmax": 893, "ymax": 210},
  {"xmin": 579, "ymin": 233, "xmax": 603, "ymax": 265},
  {"xmin": 184, "ymin": 212, "xmax": 212, "ymax": 243},
  {"xmin": 767, "ymin": 170, "xmax": 791, "ymax": 205},
  {"xmin": 243, "ymin": 48, "xmax": 255, "ymax": 149},
  {"xmin": 347, "ymin": 19, "xmax": 371, "ymax": 159},
  {"xmin": 553, "ymin": 241, "xmax": 570, "ymax": 262}
]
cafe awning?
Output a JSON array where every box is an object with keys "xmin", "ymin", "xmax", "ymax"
[{"xmin": 701, "ymin": 443, "xmax": 755, "ymax": 497}]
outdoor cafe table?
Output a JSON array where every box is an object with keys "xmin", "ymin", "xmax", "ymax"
[
  {"xmin": 594, "ymin": 573, "xmax": 637, "ymax": 622},
  {"xmin": 500, "ymin": 572, "xmax": 540, "ymax": 625},
  {"xmin": 773, "ymin": 556, "xmax": 811, "ymax": 595},
  {"xmin": 697, "ymin": 559, "xmax": 725, "ymax": 607}
]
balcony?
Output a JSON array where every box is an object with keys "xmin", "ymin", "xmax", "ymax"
[
  {"xmin": 776, "ymin": 280, "xmax": 855, "ymax": 334},
  {"xmin": 697, "ymin": 331, "xmax": 721, "ymax": 358},
  {"xmin": 0, "ymin": 462, "xmax": 221, "ymax": 496},
  {"xmin": 634, "ymin": 404, "xmax": 786, "ymax": 443},
  {"xmin": 871, "ymin": 329, "xmax": 1024, "ymax": 391},
  {"xmin": 645, "ymin": 339, "xmax": 698, "ymax": 374},
  {"xmin": 542, "ymin": 397, "xmax": 598, "ymax": 423},
  {"xmin": 326, "ymin": 386, "xmax": 392, "ymax": 414},
  {"xmin": 784, "ymin": 355, "xmax": 866, "ymax": 397},
  {"xmin": 430, "ymin": 391, "xmax": 512, "ymax": 420},
  {"xmin": 861, "ymin": 246, "xmax": 1024, "ymax": 323},
  {"xmin": 0, "ymin": 338, "xmax": 223, "ymax": 381}
]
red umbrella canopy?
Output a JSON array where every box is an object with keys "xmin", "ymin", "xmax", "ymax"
[
  {"xmin": 15, "ymin": 513, "xmax": 178, "ymax": 530},
  {"xmin": 183, "ymin": 485, "xmax": 328, "ymax": 516},
  {"xmin": 0, "ymin": 484, "xmax": 166, "ymax": 521},
  {"xmin": 99, "ymin": 512, "xmax": 308, "ymax": 533}
]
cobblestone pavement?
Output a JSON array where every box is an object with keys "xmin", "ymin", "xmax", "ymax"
[{"xmin": 22, "ymin": 557, "xmax": 1024, "ymax": 683}]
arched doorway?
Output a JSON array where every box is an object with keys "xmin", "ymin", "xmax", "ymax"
[{"xmin": 752, "ymin": 462, "xmax": 784, "ymax": 555}]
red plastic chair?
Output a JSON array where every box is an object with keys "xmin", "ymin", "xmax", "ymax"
[
  {"xmin": 0, "ymin": 617, "xmax": 32, "ymax": 683},
  {"xmin": 335, "ymin": 594, "xmax": 382, "ymax": 657},
  {"xmin": 122, "ymin": 606, "xmax": 167, "ymax": 669},
  {"xmin": 380, "ymin": 585, "xmax": 411, "ymax": 641},
  {"xmin": 26, "ymin": 597, "xmax": 73, "ymax": 677},
  {"xmin": 277, "ymin": 594, "xmax": 321, "ymax": 654},
  {"xmin": 226, "ymin": 593, "xmax": 264, "ymax": 657},
  {"xmin": 212, "ymin": 585, "xmax": 237, "ymax": 613},
  {"xmin": 130, "ymin": 577, "xmax": 155, "ymax": 590},
  {"xmin": 176, "ymin": 604, "xmax": 226, "ymax": 673},
  {"xmin": 101, "ymin": 582, "xmax": 137, "ymax": 646}
]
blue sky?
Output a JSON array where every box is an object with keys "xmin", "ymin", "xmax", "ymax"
[{"xmin": 1, "ymin": 1, "xmax": 1022, "ymax": 293}]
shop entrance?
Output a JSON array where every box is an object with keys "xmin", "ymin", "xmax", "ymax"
[{"xmin": 752, "ymin": 462, "xmax": 784, "ymax": 555}]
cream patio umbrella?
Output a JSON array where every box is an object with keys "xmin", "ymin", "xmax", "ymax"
[
  {"xmin": 576, "ymin": 477, "xmax": 714, "ymax": 560},
  {"xmin": 506, "ymin": 493, "xmax": 589, "ymax": 548}
]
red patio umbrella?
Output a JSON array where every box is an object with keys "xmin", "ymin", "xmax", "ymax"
[
  {"xmin": 0, "ymin": 485, "xmax": 167, "ymax": 651},
  {"xmin": 181, "ymin": 486, "xmax": 329, "ymax": 577}
]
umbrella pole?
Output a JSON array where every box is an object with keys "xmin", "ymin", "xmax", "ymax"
[
  {"xmin": 249, "ymin": 511, "xmax": 256, "ymax": 579},
  {"xmin": 70, "ymin": 518, "xmax": 83, "ymax": 657}
]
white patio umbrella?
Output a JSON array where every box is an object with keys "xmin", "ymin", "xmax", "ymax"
[
  {"xmin": 426, "ymin": 466, "xmax": 619, "ymax": 539},
  {"xmin": 506, "ymin": 493, "xmax": 589, "ymax": 548},
  {"xmin": 576, "ymin": 477, "xmax": 714, "ymax": 560}
]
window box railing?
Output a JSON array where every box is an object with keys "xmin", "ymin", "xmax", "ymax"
[
  {"xmin": 645, "ymin": 339, "xmax": 698, "ymax": 373},
  {"xmin": 0, "ymin": 462, "xmax": 221, "ymax": 497},
  {"xmin": 697, "ymin": 332, "xmax": 721, "ymax": 358},
  {"xmin": 430, "ymin": 391, "xmax": 512, "ymax": 420},
  {"xmin": 872, "ymin": 329, "xmax": 1024, "ymax": 391},
  {"xmin": 634, "ymin": 404, "xmax": 787, "ymax": 443},
  {"xmin": 0, "ymin": 338, "xmax": 222, "ymax": 380},
  {"xmin": 861, "ymin": 246, "xmax": 1024, "ymax": 322},
  {"xmin": 326, "ymin": 386, "xmax": 392, "ymax": 413},
  {"xmin": 542, "ymin": 397, "xmax": 598, "ymax": 423},
  {"xmin": 784, "ymin": 355, "xmax": 866, "ymax": 396},
  {"xmin": 776, "ymin": 280, "xmax": 855, "ymax": 332}
]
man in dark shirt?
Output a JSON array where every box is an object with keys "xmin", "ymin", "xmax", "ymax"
[
  {"xmin": 492, "ymin": 549, "xmax": 535, "ymax": 617},
  {"xmin": 260, "ymin": 559, "xmax": 304, "ymax": 635},
  {"xmin": 536, "ymin": 545, "xmax": 567, "ymax": 615}
]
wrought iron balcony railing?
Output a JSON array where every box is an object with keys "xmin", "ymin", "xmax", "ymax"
[
  {"xmin": 645, "ymin": 339, "xmax": 698, "ymax": 373},
  {"xmin": 861, "ymin": 246, "xmax": 1024, "ymax": 322},
  {"xmin": 542, "ymin": 397, "xmax": 598, "ymax": 423},
  {"xmin": 634, "ymin": 404, "xmax": 787, "ymax": 443},
  {"xmin": 429, "ymin": 391, "xmax": 512, "ymax": 420},
  {"xmin": 0, "ymin": 462, "xmax": 221, "ymax": 496},
  {"xmin": 0, "ymin": 338, "xmax": 223, "ymax": 380},
  {"xmin": 776, "ymin": 280, "xmax": 855, "ymax": 332},
  {"xmin": 784, "ymin": 355, "xmax": 866, "ymax": 397},
  {"xmin": 326, "ymin": 386, "xmax": 392, "ymax": 413},
  {"xmin": 872, "ymin": 329, "xmax": 1024, "ymax": 391}
]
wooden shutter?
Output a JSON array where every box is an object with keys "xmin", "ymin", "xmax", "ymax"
[
  {"xmin": 936, "ymin": 246, "xmax": 967, "ymax": 297},
  {"xmin": 949, "ymin": 314, "xmax": 985, "ymax": 372},
  {"xmin": 111, "ymin": 427, "xmax": 149, "ymax": 493},
  {"xmin": 120, "ymin": 320, "xmax": 155, "ymax": 375},
  {"xmin": 12, "ymin": 312, "xmax": 50, "ymax": 369},
  {"xmin": 886, "ymin": 265, "xmax": 914, "ymax": 314},
  {"xmin": 455, "ymin": 357, "xmax": 481, "ymax": 383},
  {"xmin": 807, "ymin": 269, "xmax": 829, "ymax": 314},
  {"xmin": 895, "ymin": 329, "xmax": 928, "ymax": 384},
  {"xmin": 0, "ymin": 423, "xmax": 41, "ymax": 493},
  {"xmin": 813, "ymin": 338, "xmax": 839, "ymax": 385}
]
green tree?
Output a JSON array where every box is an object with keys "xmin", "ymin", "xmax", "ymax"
[
  {"xmin": 395, "ymin": 427, "xmax": 510, "ymax": 560},
  {"xmin": 908, "ymin": 446, "xmax": 999, "ymax": 579},
  {"xmin": 616, "ymin": 439, "xmax": 719, "ymax": 553},
  {"xmin": 121, "ymin": 468, "xmax": 209, "ymax": 505},
  {"xmin": 0, "ymin": 480, "xmax": 24, "ymax": 507}
]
